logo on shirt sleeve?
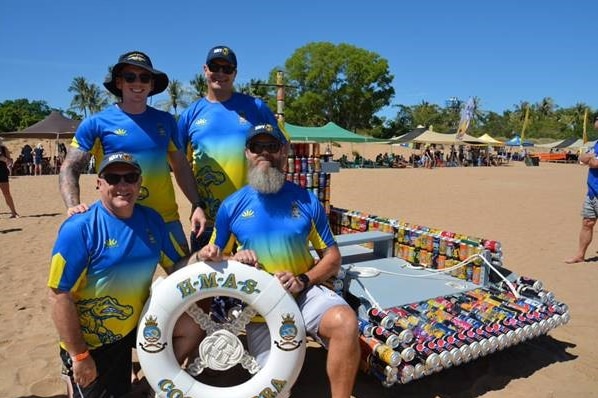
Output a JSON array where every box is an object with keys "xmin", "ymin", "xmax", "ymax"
[
  {"xmin": 105, "ymin": 238, "xmax": 118, "ymax": 248},
  {"xmin": 241, "ymin": 209, "xmax": 254, "ymax": 219},
  {"xmin": 114, "ymin": 128, "xmax": 127, "ymax": 136}
]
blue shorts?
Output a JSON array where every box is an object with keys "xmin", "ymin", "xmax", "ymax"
[{"xmin": 246, "ymin": 285, "xmax": 349, "ymax": 366}]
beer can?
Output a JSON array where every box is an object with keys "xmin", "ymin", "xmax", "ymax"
[
  {"xmin": 517, "ymin": 276, "xmax": 544, "ymax": 291},
  {"xmin": 287, "ymin": 157, "xmax": 295, "ymax": 173},
  {"xmin": 306, "ymin": 173, "xmax": 313, "ymax": 189},
  {"xmin": 368, "ymin": 308, "xmax": 397, "ymax": 330},
  {"xmin": 373, "ymin": 326, "xmax": 400, "ymax": 349}
]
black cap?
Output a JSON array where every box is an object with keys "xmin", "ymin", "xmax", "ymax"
[
  {"xmin": 98, "ymin": 152, "xmax": 142, "ymax": 175},
  {"xmin": 103, "ymin": 51, "xmax": 169, "ymax": 97},
  {"xmin": 206, "ymin": 46, "xmax": 237, "ymax": 67}
]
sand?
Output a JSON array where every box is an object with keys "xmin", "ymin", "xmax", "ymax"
[{"xmin": 1, "ymin": 143, "xmax": 596, "ymax": 397}]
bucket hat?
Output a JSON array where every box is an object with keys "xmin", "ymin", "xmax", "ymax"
[{"xmin": 103, "ymin": 51, "xmax": 169, "ymax": 97}]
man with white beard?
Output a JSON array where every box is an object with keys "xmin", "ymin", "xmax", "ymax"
[{"xmin": 203, "ymin": 123, "xmax": 360, "ymax": 398}]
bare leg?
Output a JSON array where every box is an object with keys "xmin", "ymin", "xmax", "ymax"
[
  {"xmin": 0, "ymin": 182, "xmax": 19, "ymax": 217},
  {"xmin": 565, "ymin": 218, "xmax": 596, "ymax": 263},
  {"xmin": 317, "ymin": 306, "xmax": 360, "ymax": 398}
]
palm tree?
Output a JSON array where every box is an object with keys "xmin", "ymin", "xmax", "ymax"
[
  {"xmin": 161, "ymin": 79, "xmax": 188, "ymax": 117},
  {"xmin": 68, "ymin": 77, "xmax": 91, "ymax": 118},
  {"xmin": 189, "ymin": 73, "xmax": 207, "ymax": 100},
  {"xmin": 87, "ymin": 84, "xmax": 108, "ymax": 114}
]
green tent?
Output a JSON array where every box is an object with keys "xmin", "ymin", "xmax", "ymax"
[{"xmin": 283, "ymin": 122, "xmax": 385, "ymax": 143}]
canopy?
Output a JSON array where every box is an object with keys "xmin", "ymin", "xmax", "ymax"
[
  {"xmin": 392, "ymin": 129, "xmax": 486, "ymax": 145},
  {"xmin": 477, "ymin": 133, "xmax": 504, "ymax": 145},
  {"xmin": 504, "ymin": 135, "xmax": 534, "ymax": 147},
  {"xmin": 284, "ymin": 122, "xmax": 385, "ymax": 143},
  {"xmin": 0, "ymin": 111, "xmax": 80, "ymax": 139}
]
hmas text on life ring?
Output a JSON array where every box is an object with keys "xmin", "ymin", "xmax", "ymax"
[{"xmin": 137, "ymin": 260, "xmax": 306, "ymax": 398}]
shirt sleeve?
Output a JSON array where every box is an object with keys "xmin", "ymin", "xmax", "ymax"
[{"xmin": 47, "ymin": 220, "xmax": 90, "ymax": 292}]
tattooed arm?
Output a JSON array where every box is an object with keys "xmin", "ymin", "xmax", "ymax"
[{"xmin": 59, "ymin": 147, "xmax": 91, "ymax": 217}]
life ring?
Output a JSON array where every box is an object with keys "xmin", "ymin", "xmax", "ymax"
[{"xmin": 137, "ymin": 260, "xmax": 306, "ymax": 398}]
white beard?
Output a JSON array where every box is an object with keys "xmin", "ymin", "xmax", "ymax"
[{"xmin": 248, "ymin": 163, "xmax": 286, "ymax": 194}]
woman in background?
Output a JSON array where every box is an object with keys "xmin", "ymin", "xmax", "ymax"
[{"xmin": 0, "ymin": 140, "xmax": 19, "ymax": 218}]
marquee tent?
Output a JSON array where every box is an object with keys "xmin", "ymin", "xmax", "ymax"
[
  {"xmin": 392, "ymin": 129, "xmax": 486, "ymax": 145},
  {"xmin": 283, "ymin": 122, "xmax": 385, "ymax": 143},
  {"xmin": 477, "ymin": 133, "xmax": 504, "ymax": 145},
  {"xmin": 0, "ymin": 111, "xmax": 80, "ymax": 140}
]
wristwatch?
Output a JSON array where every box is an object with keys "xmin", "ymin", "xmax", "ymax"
[{"xmin": 297, "ymin": 273, "xmax": 310, "ymax": 293}]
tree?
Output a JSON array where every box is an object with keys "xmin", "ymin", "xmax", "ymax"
[
  {"xmin": 68, "ymin": 77, "xmax": 91, "ymax": 118},
  {"xmin": 0, "ymin": 99, "xmax": 52, "ymax": 132},
  {"xmin": 159, "ymin": 79, "xmax": 189, "ymax": 117},
  {"xmin": 279, "ymin": 42, "xmax": 394, "ymax": 132},
  {"xmin": 68, "ymin": 77, "xmax": 108, "ymax": 118},
  {"xmin": 189, "ymin": 73, "xmax": 207, "ymax": 100}
]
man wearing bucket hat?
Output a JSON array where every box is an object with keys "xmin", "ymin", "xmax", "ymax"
[
  {"xmin": 177, "ymin": 45, "xmax": 281, "ymax": 252},
  {"xmin": 60, "ymin": 50, "xmax": 207, "ymax": 254},
  {"xmin": 50, "ymin": 152, "xmax": 215, "ymax": 398},
  {"xmin": 203, "ymin": 124, "xmax": 360, "ymax": 398}
]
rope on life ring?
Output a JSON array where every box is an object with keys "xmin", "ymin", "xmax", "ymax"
[{"xmin": 137, "ymin": 260, "xmax": 306, "ymax": 398}]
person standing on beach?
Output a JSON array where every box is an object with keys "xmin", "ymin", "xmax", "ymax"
[
  {"xmin": 566, "ymin": 115, "xmax": 598, "ymax": 264},
  {"xmin": 33, "ymin": 143, "xmax": 44, "ymax": 175},
  {"xmin": 177, "ymin": 45, "xmax": 280, "ymax": 251},
  {"xmin": 59, "ymin": 50, "xmax": 206, "ymax": 254},
  {"xmin": 203, "ymin": 124, "xmax": 360, "ymax": 398},
  {"xmin": 0, "ymin": 139, "xmax": 19, "ymax": 218},
  {"xmin": 48, "ymin": 152, "xmax": 212, "ymax": 398}
]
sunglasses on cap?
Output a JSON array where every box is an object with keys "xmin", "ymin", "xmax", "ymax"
[
  {"xmin": 120, "ymin": 72, "xmax": 152, "ymax": 84},
  {"xmin": 100, "ymin": 173, "xmax": 141, "ymax": 185},
  {"xmin": 247, "ymin": 141, "xmax": 282, "ymax": 154},
  {"xmin": 207, "ymin": 62, "xmax": 236, "ymax": 75}
]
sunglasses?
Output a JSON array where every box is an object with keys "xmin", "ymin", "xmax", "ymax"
[
  {"xmin": 247, "ymin": 141, "xmax": 282, "ymax": 154},
  {"xmin": 100, "ymin": 173, "xmax": 141, "ymax": 185},
  {"xmin": 120, "ymin": 72, "xmax": 152, "ymax": 84},
  {"xmin": 207, "ymin": 62, "xmax": 236, "ymax": 75}
]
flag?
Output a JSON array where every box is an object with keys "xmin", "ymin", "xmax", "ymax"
[
  {"xmin": 583, "ymin": 108, "xmax": 588, "ymax": 144},
  {"xmin": 456, "ymin": 97, "xmax": 475, "ymax": 140},
  {"xmin": 521, "ymin": 105, "xmax": 530, "ymax": 142}
]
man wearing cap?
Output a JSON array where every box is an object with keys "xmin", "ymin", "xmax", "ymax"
[
  {"xmin": 60, "ymin": 50, "xmax": 206, "ymax": 254},
  {"xmin": 49, "ymin": 152, "xmax": 216, "ymax": 398},
  {"xmin": 177, "ymin": 45, "xmax": 280, "ymax": 251},
  {"xmin": 203, "ymin": 124, "xmax": 360, "ymax": 398}
]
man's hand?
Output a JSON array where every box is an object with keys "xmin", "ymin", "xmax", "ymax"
[
  {"xmin": 195, "ymin": 244, "xmax": 222, "ymax": 262},
  {"xmin": 231, "ymin": 249, "xmax": 260, "ymax": 268},
  {"xmin": 67, "ymin": 203, "xmax": 89, "ymax": 217},
  {"xmin": 190, "ymin": 206, "xmax": 207, "ymax": 238}
]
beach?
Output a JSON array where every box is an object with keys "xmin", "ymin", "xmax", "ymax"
[{"xmin": 1, "ymin": 147, "xmax": 596, "ymax": 397}]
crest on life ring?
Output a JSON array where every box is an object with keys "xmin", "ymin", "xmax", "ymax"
[
  {"xmin": 274, "ymin": 313, "xmax": 301, "ymax": 351},
  {"xmin": 139, "ymin": 315, "xmax": 167, "ymax": 353}
]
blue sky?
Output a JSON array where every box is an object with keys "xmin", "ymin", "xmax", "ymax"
[{"xmin": 1, "ymin": 0, "xmax": 596, "ymax": 121}]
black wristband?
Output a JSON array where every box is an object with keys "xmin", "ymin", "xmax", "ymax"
[
  {"xmin": 297, "ymin": 273, "xmax": 310, "ymax": 293},
  {"xmin": 192, "ymin": 200, "xmax": 206, "ymax": 211}
]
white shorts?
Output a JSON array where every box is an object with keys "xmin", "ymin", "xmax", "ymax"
[{"xmin": 246, "ymin": 285, "xmax": 349, "ymax": 366}]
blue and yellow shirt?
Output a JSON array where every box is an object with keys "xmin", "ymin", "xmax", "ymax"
[
  {"xmin": 176, "ymin": 93, "xmax": 278, "ymax": 223},
  {"xmin": 71, "ymin": 105, "xmax": 181, "ymax": 222},
  {"xmin": 47, "ymin": 202, "xmax": 184, "ymax": 349},
  {"xmin": 211, "ymin": 181, "xmax": 335, "ymax": 275}
]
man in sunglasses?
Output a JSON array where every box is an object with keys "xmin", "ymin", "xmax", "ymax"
[
  {"xmin": 177, "ymin": 45, "xmax": 280, "ymax": 252},
  {"xmin": 60, "ymin": 50, "xmax": 206, "ymax": 255},
  {"xmin": 49, "ymin": 152, "xmax": 214, "ymax": 398},
  {"xmin": 203, "ymin": 124, "xmax": 360, "ymax": 398}
]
